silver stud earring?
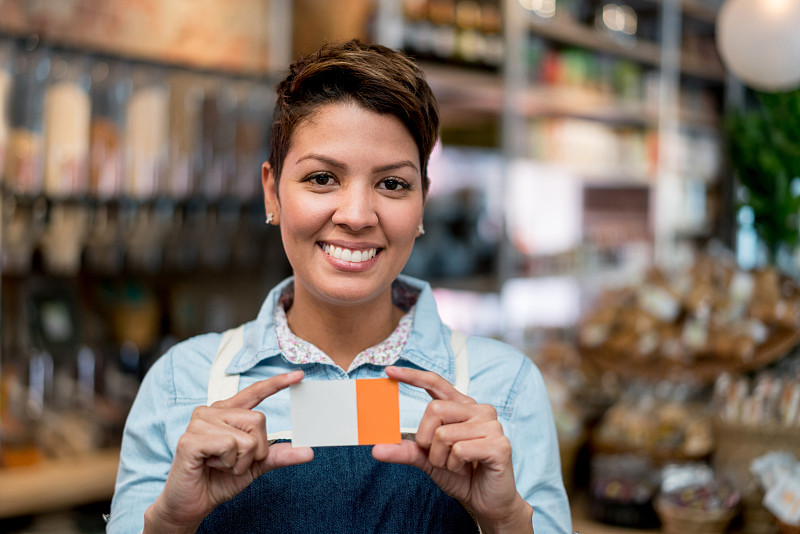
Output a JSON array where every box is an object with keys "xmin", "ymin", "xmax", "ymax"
[
  {"xmin": 265, "ymin": 212, "xmax": 274, "ymax": 225},
  {"xmin": 418, "ymin": 223, "xmax": 425, "ymax": 235}
]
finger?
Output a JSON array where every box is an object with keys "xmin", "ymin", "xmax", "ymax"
[
  {"xmin": 220, "ymin": 410, "xmax": 270, "ymax": 461},
  {"xmin": 428, "ymin": 420, "xmax": 504, "ymax": 469},
  {"xmin": 180, "ymin": 432, "xmax": 240, "ymax": 470},
  {"xmin": 214, "ymin": 370, "xmax": 304, "ymax": 410},
  {"xmin": 200, "ymin": 428, "xmax": 258, "ymax": 474},
  {"xmin": 445, "ymin": 435, "xmax": 512, "ymax": 474},
  {"xmin": 385, "ymin": 366, "xmax": 474, "ymax": 404},
  {"xmin": 416, "ymin": 401, "xmax": 498, "ymax": 449},
  {"xmin": 189, "ymin": 408, "xmax": 271, "ymax": 465}
]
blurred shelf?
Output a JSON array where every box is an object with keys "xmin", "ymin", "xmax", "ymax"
[
  {"xmin": 527, "ymin": 17, "xmax": 725, "ymax": 83},
  {"xmin": 428, "ymin": 274, "xmax": 500, "ymax": 293},
  {"xmin": 640, "ymin": 0, "xmax": 720, "ymax": 23},
  {"xmin": 571, "ymin": 491, "xmax": 662, "ymax": 534},
  {"xmin": 528, "ymin": 17, "xmax": 662, "ymax": 66},
  {"xmin": 680, "ymin": 0, "xmax": 720, "ymax": 24},
  {"xmin": 0, "ymin": 448, "xmax": 120, "ymax": 518},
  {"xmin": 422, "ymin": 62, "xmax": 720, "ymax": 129}
]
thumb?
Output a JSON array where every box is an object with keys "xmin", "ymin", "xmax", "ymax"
[
  {"xmin": 258, "ymin": 442, "xmax": 314, "ymax": 474},
  {"xmin": 372, "ymin": 440, "xmax": 429, "ymax": 470}
]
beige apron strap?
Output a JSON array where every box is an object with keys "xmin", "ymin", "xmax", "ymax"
[
  {"xmin": 401, "ymin": 330, "xmax": 470, "ymax": 438},
  {"xmin": 207, "ymin": 324, "xmax": 245, "ymax": 406},
  {"xmin": 207, "ymin": 325, "xmax": 293, "ymax": 441},
  {"xmin": 451, "ymin": 330, "xmax": 470, "ymax": 395}
]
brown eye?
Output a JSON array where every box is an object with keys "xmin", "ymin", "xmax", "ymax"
[
  {"xmin": 379, "ymin": 178, "xmax": 410, "ymax": 191},
  {"xmin": 305, "ymin": 172, "xmax": 335, "ymax": 186}
]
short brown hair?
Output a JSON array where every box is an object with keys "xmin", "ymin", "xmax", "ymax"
[{"xmin": 268, "ymin": 40, "xmax": 439, "ymax": 195}]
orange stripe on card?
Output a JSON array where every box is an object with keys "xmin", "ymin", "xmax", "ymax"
[{"xmin": 356, "ymin": 378, "xmax": 400, "ymax": 445}]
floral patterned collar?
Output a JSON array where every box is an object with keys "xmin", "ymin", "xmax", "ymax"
[{"xmin": 273, "ymin": 280, "xmax": 419, "ymax": 373}]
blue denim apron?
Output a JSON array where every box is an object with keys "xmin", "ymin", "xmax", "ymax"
[
  {"xmin": 200, "ymin": 326, "xmax": 479, "ymax": 533},
  {"xmin": 196, "ymin": 441, "xmax": 480, "ymax": 533}
]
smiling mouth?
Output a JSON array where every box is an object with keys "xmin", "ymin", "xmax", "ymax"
[{"xmin": 320, "ymin": 243, "xmax": 378, "ymax": 263}]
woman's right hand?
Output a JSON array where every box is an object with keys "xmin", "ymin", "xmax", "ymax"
[{"xmin": 143, "ymin": 370, "xmax": 313, "ymax": 534}]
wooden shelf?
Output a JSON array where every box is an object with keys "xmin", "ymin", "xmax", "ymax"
[
  {"xmin": 571, "ymin": 492, "xmax": 662, "ymax": 534},
  {"xmin": 527, "ymin": 17, "xmax": 725, "ymax": 83},
  {"xmin": 0, "ymin": 448, "xmax": 120, "ymax": 518},
  {"xmin": 529, "ymin": 17, "xmax": 662, "ymax": 67}
]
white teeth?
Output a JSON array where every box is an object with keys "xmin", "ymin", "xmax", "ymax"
[{"xmin": 323, "ymin": 245, "xmax": 377, "ymax": 263}]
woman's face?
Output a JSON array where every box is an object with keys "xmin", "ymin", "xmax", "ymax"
[{"xmin": 263, "ymin": 102, "xmax": 424, "ymax": 309}]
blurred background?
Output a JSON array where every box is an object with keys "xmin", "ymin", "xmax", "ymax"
[{"xmin": 1, "ymin": 0, "xmax": 800, "ymax": 532}]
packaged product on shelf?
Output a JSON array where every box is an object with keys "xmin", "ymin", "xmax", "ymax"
[
  {"xmin": 429, "ymin": 0, "xmax": 458, "ymax": 60},
  {"xmin": 43, "ymin": 52, "xmax": 90, "ymax": 198},
  {"xmin": 712, "ymin": 365, "xmax": 800, "ymax": 532},
  {"xmin": 751, "ymin": 452, "xmax": 800, "ymax": 528},
  {"xmin": 592, "ymin": 388, "xmax": 714, "ymax": 462},
  {"xmin": 479, "ymin": 1, "xmax": 503, "ymax": 67},
  {"xmin": 453, "ymin": 0, "xmax": 483, "ymax": 64},
  {"xmin": 125, "ymin": 65, "xmax": 169, "ymax": 199},
  {"xmin": 713, "ymin": 370, "xmax": 800, "ymax": 428},
  {"xmin": 5, "ymin": 41, "xmax": 49, "ymax": 195},
  {"xmin": 89, "ymin": 59, "xmax": 130, "ymax": 199}
]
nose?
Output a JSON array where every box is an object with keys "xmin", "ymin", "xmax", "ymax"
[{"xmin": 331, "ymin": 183, "xmax": 379, "ymax": 231}]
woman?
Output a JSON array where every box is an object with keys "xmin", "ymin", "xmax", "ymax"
[{"xmin": 108, "ymin": 40, "xmax": 571, "ymax": 533}]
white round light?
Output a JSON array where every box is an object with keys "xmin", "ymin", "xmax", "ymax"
[{"xmin": 717, "ymin": 0, "xmax": 800, "ymax": 92}]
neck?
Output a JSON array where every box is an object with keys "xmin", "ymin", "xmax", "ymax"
[{"xmin": 285, "ymin": 284, "xmax": 405, "ymax": 370}]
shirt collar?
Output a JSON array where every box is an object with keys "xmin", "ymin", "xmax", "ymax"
[{"xmin": 225, "ymin": 275, "xmax": 454, "ymax": 382}]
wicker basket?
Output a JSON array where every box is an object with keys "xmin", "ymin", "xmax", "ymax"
[
  {"xmin": 581, "ymin": 324, "xmax": 800, "ymax": 384},
  {"xmin": 655, "ymin": 497, "xmax": 738, "ymax": 534}
]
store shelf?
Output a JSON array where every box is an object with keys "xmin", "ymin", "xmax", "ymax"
[
  {"xmin": 0, "ymin": 448, "xmax": 120, "ymax": 518},
  {"xmin": 527, "ymin": 16, "xmax": 725, "ymax": 83},
  {"xmin": 423, "ymin": 62, "xmax": 651, "ymax": 128},
  {"xmin": 680, "ymin": 0, "xmax": 720, "ymax": 24},
  {"xmin": 571, "ymin": 492, "xmax": 662, "ymax": 534},
  {"xmin": 528, "ymin": 17, "xmax": 661, "ymax": 66},
  {"xmin": 639, "ymin": 0, "xmax": 720, "ymax": 24}
]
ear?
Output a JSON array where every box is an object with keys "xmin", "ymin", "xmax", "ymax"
[{"xmin": 262, "ymin": 162, "xmax": 280, "ymax": 224}]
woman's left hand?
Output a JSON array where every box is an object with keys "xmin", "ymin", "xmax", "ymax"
[{"xmin": 372, "ymin": 366, "xmax": 533, "ymax": 534}]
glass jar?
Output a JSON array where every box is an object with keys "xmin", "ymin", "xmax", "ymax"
[
  {"xmin": 43, "ymin": 51, "xmax": 91, "ymax": 198},
  {"xmin": 6, "ymin": 40, "xmax": 50, "ymax": 196},
  {"xmin": 89, "ymin": 58, "xmax": 130, "ymax": 199},
  {"xmin": 166, "ymin": 69, "xmax": 204, "ymax": 200},
  {"xmin": 197, "ymin": 76, "xmax": 235, "ymax": 201},
  {"xmin": 125, "ymin": 64, "xmax": 169, "ymax": 199}
]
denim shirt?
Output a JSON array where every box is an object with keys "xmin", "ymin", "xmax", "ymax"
[{"xmin": 107, "ymin": 275, "xmax": 572, "ymax": 533}]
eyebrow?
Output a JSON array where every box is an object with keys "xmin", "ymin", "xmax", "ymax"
[{"xmin": 296, "ymin": 154, "xmax": 419, "ymax": 174}]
